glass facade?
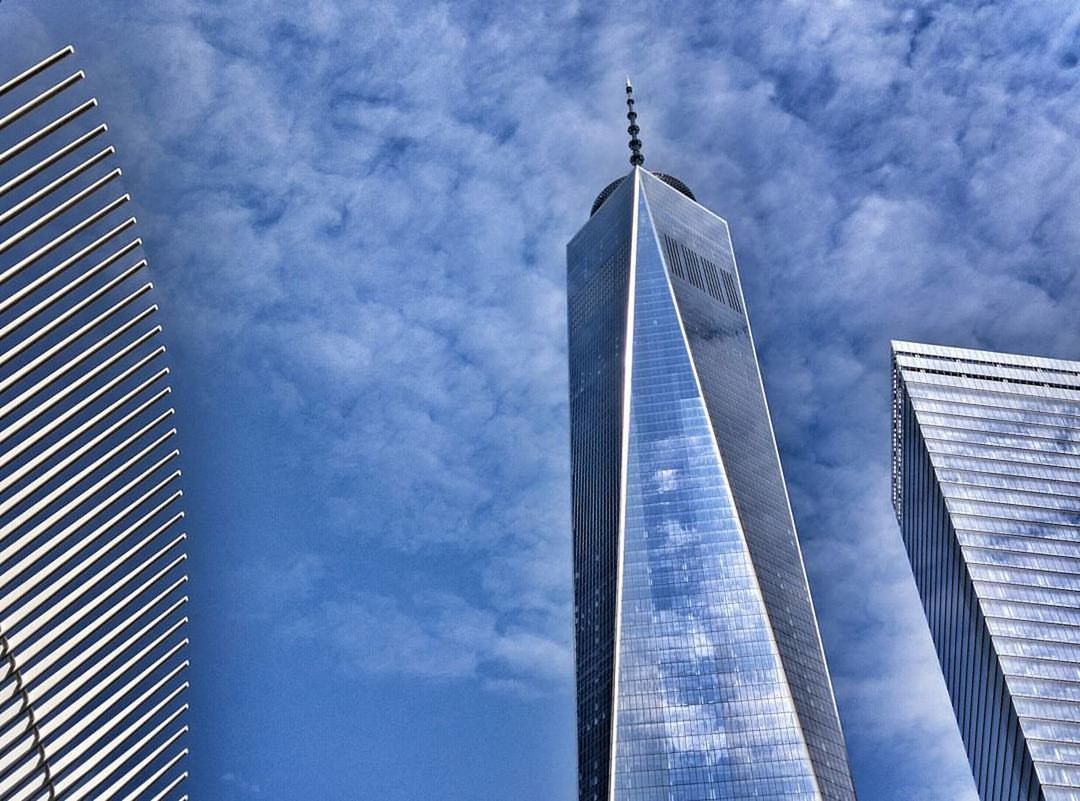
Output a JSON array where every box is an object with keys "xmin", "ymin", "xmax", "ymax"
[
  {"xmin": 567, "ymin": 168, "xmax": 856, "ymax": 801},
  {"xmin": 893, "ymin": 340, "xmax": 1080, "ymax": 801}
]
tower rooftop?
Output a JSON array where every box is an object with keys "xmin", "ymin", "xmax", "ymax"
[{"xmin": 590, "ymin": 171, "xmax": 696, "ymax": 216}]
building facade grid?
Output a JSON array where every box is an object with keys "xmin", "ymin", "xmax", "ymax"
[
  {"xmin": 568, "ymin": 167, "xmax": 856, "ymax": 801},
  {"xmin": 893, "ymin": 340, "xmax": 1080, "ymax": 801}
]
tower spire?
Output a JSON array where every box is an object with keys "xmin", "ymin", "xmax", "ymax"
[{"xmin": 625, "ymin": 77, "xmax": 644, "ymax": 167}]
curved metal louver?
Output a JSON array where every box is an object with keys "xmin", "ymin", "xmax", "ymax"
[{"xmin": 0, "ymin": 46, "xmax": 189, "ymax": 800}]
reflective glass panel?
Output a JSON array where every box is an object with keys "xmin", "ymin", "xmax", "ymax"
[{"xmin": 894, "ymin": 341, "xmax": 1080, "ymax": 799}]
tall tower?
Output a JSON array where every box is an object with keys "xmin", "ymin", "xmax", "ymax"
[
  {"xmin": 0, "ymin": 47, "xmax": 189, "ymax": 799},
  {"xmin": 567, "ymin": 83, "xmax": 856, "ymax": 801},
  {"xmin": 892, "ymin": 340, "xmax": 1080, "ymax": 801}
]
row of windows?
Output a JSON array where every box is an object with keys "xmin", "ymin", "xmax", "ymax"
[
  {"xmin": 974, "ymin": 580, "xmax": 1080, "ymax": 611},
  {"xmin": 928, "ymin": 437, "xmax": 1080, "ymax": 473},
  {"xmin": 918, "ymin": 408, "xmax": 1080, "ymax": 441},
  {"xmin": 964, "ymin": 547, "xmax": 1080, "ymax": 579},
  {"xmin": 923, "ymin": 422, "xmax": 1080, "ymax": 458},
  {"xmin": 959, "ymin": 530, "xmax": 1080, "ymax": 561},
  {"xmin": 912, "ymin": 393, "xmax": 1080, "ymax": 430},
  {"xmin": 906, "ymin": 370, "xmax": 1080, "ymax": 409},
  {"xmin": 897, "ymin": 353, "xmax": 1080, "ymax": 393},
  {"xmin": 893, "ymin": 343, "xmax": 1080, "ymax": 380},
  {"xmin": 936, "ymin": 452, "xmax": 1080, "ymax": 487},
  {"xmin": 983, "ymin": 599, "xmax": 1080, "ymax": 629},
  {"xmin": 941, "ymin": 467, "xmax": 1080, "ymax": 500}
]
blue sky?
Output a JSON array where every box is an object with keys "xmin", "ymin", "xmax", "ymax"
[{"xmin": 4, "ymin": 1, "xmax": 1080, "ymax": 799}]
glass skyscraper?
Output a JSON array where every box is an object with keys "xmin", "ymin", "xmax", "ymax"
[
  {"xmin": 566, "ymin": 86, "xmax": 856, "ymax": 801},
  {"xmin": 0, "ymin": 47, "xmax": 189, "ymax": 799},
  {"xmin": 893, "ymin": 340, "xmax": 1080, "ymax": 801}
]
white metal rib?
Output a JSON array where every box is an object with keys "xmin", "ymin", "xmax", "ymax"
[
  {"xmin": 0, "ymin": 747, "xmax": 43, "ymax": 799},
  {"xmin": 0, "ymin": 421, "xmax": 174, "ymax": 543},
  {"xmin": 0, "ymin": 46, "xmax": 73, "ymax": 98},
  {"xmin": 0, "ymin": 403, "xmax": 173, "ymax": 516},
  {"xmin": 1, "ymin": 496, "xmax": 182, "ymax": 619},
  {"xmin": 0, "ymin": 726, "xmax": 35, "ymax": 762},
  {"xmin": 0, "ymin": 194, "xmax": 129, "ymax": 287},
  {"xmin": 0, "ymin": 710, "xmax": 34, "ymax": 750},
  {"xmin": 0, "ymin": 477, "xmax": 179, "ymax": 608},
  {"xmin": 36, "ymin": 644, "xmax": 186, "ymax": 740},
  {"xmin": 0, "ymin": 145, "xmax": 114, "ymax": 225},
  {"xmin": 0, "ymin": 375, "xmax": 169, "ymax": 492},
  {"xmin": 33, "ymin": 623, "xmax": 188, "ymax": 723},
  {"xmin": 0, "ymin": 689, "xmax": 34, "ymax": 742},
  {"xmin": 0, "ymin": 732, "xmax": 38, "ymax": 777},
  {"xmin": 16, "ymin": 564, "xmax": 187, "ymax": 673},
  {"xmin": 0, "ymin": 47, "xmax": 188, "ymax": 801},
  {"xmin": 0, "ymin": 337, "xmax": 164, "ymax": 446},
  {"xmin": 0, "ymin": 284, "xmax": 153, "ymax": 385},
  {"xmin": 0, "ymin": 71, "xmax": 84, "ymax": 131},
  {"xmin": 138, "ymin": 767, "xmax": 188, "ymax": 801},
  {"xmin": 0, "ymin": 451, "xmax": 179, "ymax": 564},
  {"xmin": 41, "ymin": 662, "xmax": 187, "ymax": 749},
  {"xmin": 10, "ymin": 777, "xmax": 48, "ymax": 801},
  {"xmin": 50, "ymin": 689, "xmax": 186, "ymax": 780},
  {"xmin": 0, "ymin": 168, "xmax": 122, "ymax": 255},
  {"xmin": 0, "ymin": 221, "xmax": 137, "ymax": 317},
  {"xmin": 91, "ymin": 735, "xmax": 189, "ymax": 801},
  {"xmin": 0, "ymin": 124, "xmax": 107, "ymax": 198},
  {"xmin": 0, "ymin": 701, "xmax": 28, "ymax": 739},
  {"xmin": 0, "ymin": 99, "xmax": 96, "ymax": 167},
  {"xmin": 0, "ymin": 723, "xmax": 49, "ymax": 788},
  {"xmin": 0, "ymin": 316, "xmax": 160, "ymax": 420},
  {"xmin": 16, "ymin": 580, "xmax": 183, "ymax": 688},
  {"xmin": 6, "ymin": 513, "xmax": 184, "ymax": 639},
  {"xmin": 0, "ymin": 399, "xmax": 170, "ymax": 513},
  {"xmin": 59, "ymin": 722, "xmax": 186, "ymax": 801}
]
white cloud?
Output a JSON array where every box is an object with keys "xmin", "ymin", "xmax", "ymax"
[
  {"xmin": 221, "ymin": 771, "xmax": 262, "ymax": 795},
  {"xmin": 287, "ymin": 589, "xmax": 572, "ymax": 688},
  {"xmin": 9, "ymin": 1, "xmax": 1080, "ymax": 797}
]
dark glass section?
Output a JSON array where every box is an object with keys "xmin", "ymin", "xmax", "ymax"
[
  {"xmin": 896, "ymin": 374, "xmax": 1042, "ymax": 801},
  {"xmin": 591, "ymin": 177, "xmax": 627, "ymax": 217},
  {"xmin": 640, "ymin": 172, "xmax": 857, "ymax": 801},
  {"xmin": 567, "ymin": 175, "xmax": 634, "ymax": 801}
]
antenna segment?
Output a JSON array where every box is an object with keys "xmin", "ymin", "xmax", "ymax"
[{"xmin": 625, "ymin": 77, "xmax": 644, "ymax": 167}]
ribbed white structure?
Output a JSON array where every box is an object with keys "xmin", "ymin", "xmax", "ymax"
[{"xmin": 0, "ymin": 46, "xmax": 189, "ymax": 799}]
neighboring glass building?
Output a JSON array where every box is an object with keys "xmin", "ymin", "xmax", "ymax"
[
  {"xmin": 567, "ymin": 89, "xmax": 857, "ymax": 801},
  {"xmin": 0, "ymin": 48, "xmax": 189, "ymax": 798},
  {"xmin": 893, "ymin": 340, "xmax": 1080, "ymax": 801}
]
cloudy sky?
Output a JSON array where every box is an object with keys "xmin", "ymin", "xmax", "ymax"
[{"xmin": 5, "ymin": 1, "xmax": 1080, "ymax": 799}]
